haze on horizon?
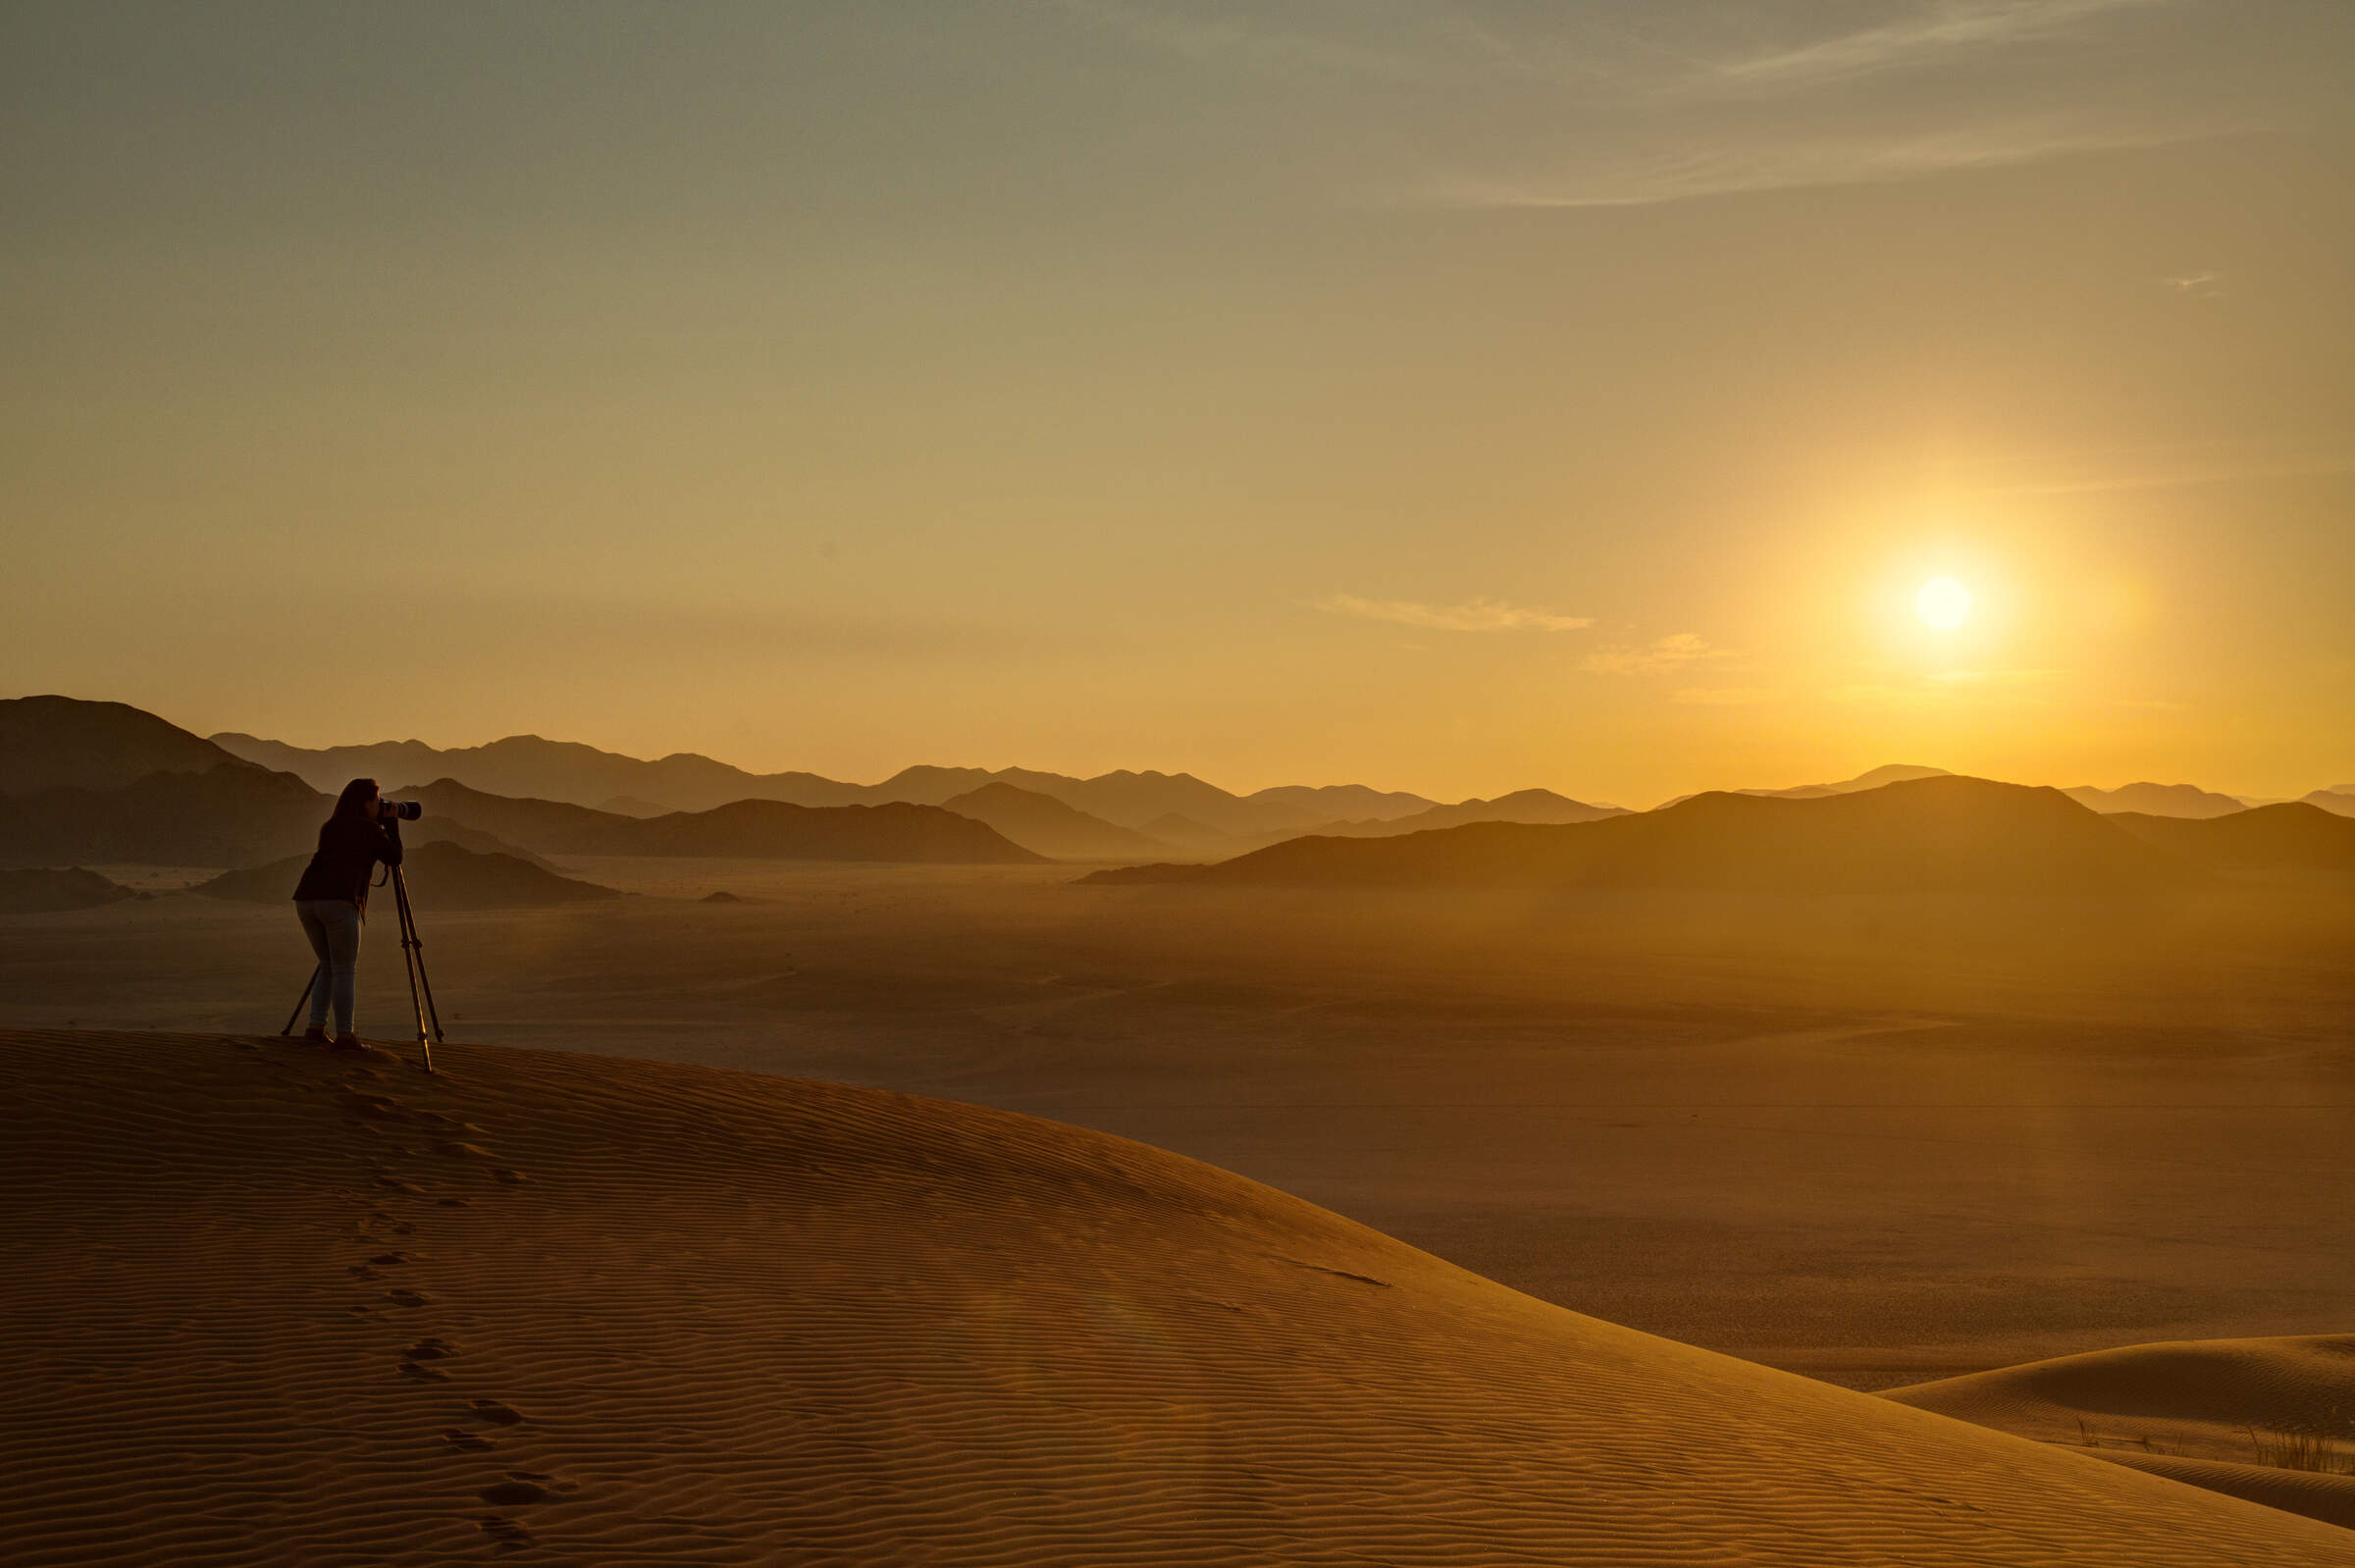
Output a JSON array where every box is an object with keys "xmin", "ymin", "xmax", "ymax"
[{"xmin": 5, "ymin": 2, "xmax": 2351, "ymax": 805}]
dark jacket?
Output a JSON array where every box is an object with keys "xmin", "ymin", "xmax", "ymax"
[{"xmin": 290, "ymin": 816, "xmax": 402, "ymax": 909}]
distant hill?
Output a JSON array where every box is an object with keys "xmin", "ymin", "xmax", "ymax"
[
  {"xmin": 2108, "ymin": 804, "xmax": 2355, "ymax": 884},
  {"xmin": 2298, "ymin": 790, "xmax": 2355, "ymax": 818},
  {"xmin": 1207, "ymin": 788, "xmax": 1629, "ymax": 854},
  {"xmin": 195, "ymin": 840, "xmax": 622, "ymax": 909},
  {"xmin": 0, "ymin": 699, "xmax": 554, "ymax": 870},
  {"xmin": 400, "ymin": 780, "xmax": 1044, "ymax": 863},
  {"xmin": 0, "ymin": 763, "xmax": 328, "ymax": 869},
  {"xmin": 0, "ymin": 866, "xmax": 139, "ymax": 915},
  {"xmin": 1657, "ymin": 762, "xmax": 1951, "ymax": 809},
  {"xmin": 1351, "ymin": 788, "xmax": 1626, "ymax": 835},
  {"xmin": 1137, "ymin": 812, "xmax": 1230, "ymax": 850},
  {"xmin": 1242, "ymin": 783, "xmax": 1438, "ymax": 822},
  {"xmin": 1086, "ymin": 776, "xmax": 2193, "ymax": 895},
  {"xmin": 2066, "ymin": 782, "xmax": 2247, "ymax": 819},
  {"xmin": 596, "ymin": 796, "xmax": 675, "ymax": 818},
  {"xmin": 209, "ymin": 731, "xmax": 864, "ymax": 813},
  {"xmin": 938, "ymin": 783, "xmax": 1172, "ymax": 861},
  {"xmin": 2, "ymin": 696, "xmax": 251, "ymax": 794}
]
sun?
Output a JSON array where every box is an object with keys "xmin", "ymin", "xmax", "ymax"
[{"xmin": 1916, "ymin": 576, "xmax": 1971, "ymax": 630}]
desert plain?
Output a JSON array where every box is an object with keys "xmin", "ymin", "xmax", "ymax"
[
  {"xmin": 10, "ymin": 852, "xmax": 2355, "ymax": 1561},
  {"xmin": 9, "ymin": 858, "xmax": 2351, "ymax": 1389}
]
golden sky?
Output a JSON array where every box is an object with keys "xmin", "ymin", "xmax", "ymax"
[{"xmin": 5, "ymin": 3, "xmax": 2351, "ymax": 804}]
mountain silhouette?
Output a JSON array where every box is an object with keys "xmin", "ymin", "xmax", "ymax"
[
  {"xmin": 1655, "ymin": 762, "xmax": 1951, "ymax": 809},
  {"xmin": 596, "ymin": 795, "xmax": 676, "ymax": 818},
  {"xmin": 209, "ymin": 730, "xmax": 1421, "ymax": 835},
  {"xmin": 1086, "ymin": 776, "xmax": 2193, "ymax": 895},
  {"xmin": 1242, "ymin": 783, "xmax": 1438, "ymax": 821},
  {"xmin": 0, "ymin": 762, "xmax": 329, "ymax": 869},
  {"xmin": 3, "ymin": 696, "xmax": 253, "ymax": 794},
  {"xmin": 400, "ymin": 780, "xmax": 1044, "ymax": 863},
  {"xmin": 2296, "ymin": 789, "xmax": 2355, "ymax": 818},
  {"xmin": 195, "ymin": 839, "xmax": 622, "ymax": 909},
  {"xmin": 938, "ymin": 783, "xmax": 1172, "ymax": 861},
  {"xmin": 1309, "ymin": 788, "xmax": 1627, "ymax": 839},
  {"xmin": 2108, "ymin": 803, "xmax": 2355, "ymax": 883},
  {"xmin": 2065, "ymin": 782, "xmax": 2248, "ymax": 818},
  {"xmin": 209, "ymin": 730, "xmax": 864, "ymax": 812},
  {"xmin": 1137, "ymin": 812, "xmax": 1229, "ymax": 849}
]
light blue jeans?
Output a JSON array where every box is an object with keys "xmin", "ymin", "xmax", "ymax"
[{"xmin": 295, "ymin": 898, "xmax": 364, "ymax": 1034}]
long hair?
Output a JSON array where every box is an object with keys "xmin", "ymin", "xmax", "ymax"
[{"xmin": 332, "ymin": 778, "xmax": 381, "ymax": 820}]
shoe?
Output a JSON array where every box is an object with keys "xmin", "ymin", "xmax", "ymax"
[
  {"xmin": 302, "ymin": 1026, "xmax": 330, "ymax": 1045},
  {"xmin": 332, "ymin": 1034, "xmax": 369, "ymax": 1053}
]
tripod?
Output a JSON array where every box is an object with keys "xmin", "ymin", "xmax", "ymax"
[{"xmin": 282, "ymin": 865, "xmax": 444, "ymax": 1073}]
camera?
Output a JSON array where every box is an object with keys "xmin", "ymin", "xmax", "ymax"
[{"xmin": 378, "ymin": 801, "xmax": 423, "ymax": 822}]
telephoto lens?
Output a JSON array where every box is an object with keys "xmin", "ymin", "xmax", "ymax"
[{"xmin": 380, "ymin": 801, "xmax": 423, "ymax": 821}]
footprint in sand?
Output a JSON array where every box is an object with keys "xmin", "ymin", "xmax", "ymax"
[
  {"xmin": 479, "ymin": 1480, "xmax": 548, "ymax": 1506},
  {"xmin": 435, "ymin": 1196, "xmax": 470, "ymax": 1209},
  {"xmin": 374, "ymin": 1176, "xmax": 427, "ymax": 1196},
  {"xmin": 404, "ymin": 1336, "xmax": 455, "ymax": 1361},
  {"xmin": 348, "ymin": 1265, "xmax": 382, "ymax": 1281},
  {"xmin": 386, "ymin": 1287, "xmax": 431, "ymax": 1307},
  {"xmin": 442, "ymin": 1429, "xmax": 497, "ymax": 1452},
  {"xmin": 399, "ymin": 1361, "xmax": 448, "ymax": 1382},
  {"xmin": 470, "ymin": 1398, "xmax": 527, "ymax": 1426},
  {"xmin": 481, "ymin": 1471, "xmax": 576, "ymax": 1506},
  {"xmin": 369, "ymin": 1251, "xmax": 413, "ymax": 1266},
  {"xmin": 492, "ymin": 1169, "xmax": 530, "ymax": 1185},
  {"xmin": 478, "ymin": 1515, "xmax": 533, "ymax": 1552}
]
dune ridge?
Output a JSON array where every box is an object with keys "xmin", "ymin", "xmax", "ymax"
[
  {"xmin": 1886, "ymin": 1335, "xmax": 2355, "ymax": 1531},
  {"xmin": 3, "ymin": 1028, "xmax": 2350, "ymax": 1564}
]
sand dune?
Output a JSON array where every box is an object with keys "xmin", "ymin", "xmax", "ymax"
[
  {"xmin": 4, "ymin": 1028, "xmax": 2348, "ymax": 1565},
  {"xmin": 1886, "ymin": 1335, "xmax": 2355, "ymax": 1530}
]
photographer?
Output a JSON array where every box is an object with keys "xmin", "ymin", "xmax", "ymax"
[{"xmin": 290, "ymin": 777, "xmax": 406, "ymax": 1050}]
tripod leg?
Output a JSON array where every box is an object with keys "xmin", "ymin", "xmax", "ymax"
[
  {"xmin": 283, "ymin": 967, "xmax": 321, "ymax": 1036},
  {"xmin": 392, "ymin": 868, "xmax": 437, "ymax": 1074}
]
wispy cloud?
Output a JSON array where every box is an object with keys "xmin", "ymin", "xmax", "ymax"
[
  {"xmin": 1584, "ymin": 633, "xmax": 1721, "ymax": 674},
  {"xmin": 1314, "ymin": 593, "xmax": 1593, "ymax": 633},
  {"xmin": 1705, "ymin": 1, "xmax": 2161, "ymax": 93},
  {"xmin": 1427, "ymin": 115, "xmax": 2227, "ymax": 211}
]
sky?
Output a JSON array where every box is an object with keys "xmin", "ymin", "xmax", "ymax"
[{"xmin": 5, "ymin": 1, "xmax": 2351, "ymax": 806}]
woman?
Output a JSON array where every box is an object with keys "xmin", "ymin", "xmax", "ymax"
[{"xmin": 290, "ymin": 777, "xmax": 404, "ymax": 1049}]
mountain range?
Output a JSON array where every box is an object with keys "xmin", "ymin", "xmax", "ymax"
[
  {"xmin": 397, "ymin": 779, "xmax": 1043, "ymax": 864},
  {"xmin": 9, "ymin": 695, "xmax": 2353, "ymax": 876},
  {"xmin": 0, "ymin": 699, "xmax": 1042, "ymax": 870},
  {"xmin": 207, "ymin": 731, "xmax": 1442, "ymax": 836},
  {"xmin": 1084, "ymin": 776, "xmax": 2355, "ymax": 896}
]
